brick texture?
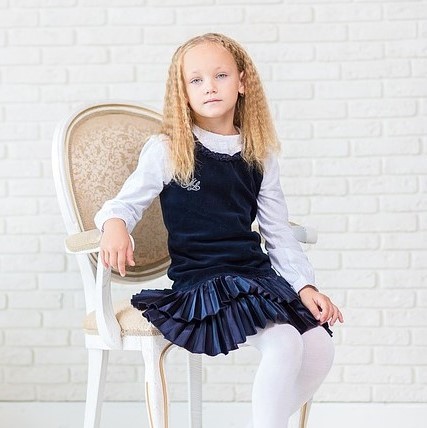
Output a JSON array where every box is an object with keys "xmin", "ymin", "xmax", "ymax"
[{"xmin": 0, "ymin": 0, "xmax": 425, "ymax": 404}]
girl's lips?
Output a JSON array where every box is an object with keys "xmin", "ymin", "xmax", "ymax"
[{"xmin": 204, "ymin": 99, "xmax": 221, "ymax": 104}]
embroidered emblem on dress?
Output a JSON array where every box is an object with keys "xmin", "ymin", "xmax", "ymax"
[{"xmin": 180, "ymin": 178, "xmax": 200, "ymax": 191}]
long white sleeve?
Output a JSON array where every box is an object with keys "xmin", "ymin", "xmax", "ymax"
[
  {"xmin": 256, "ymin": 154, "xmax": 316, "ymax": 293},
  {"xmin": 94, "ymin": 134, "xmax": 172, "ymax": 234}
]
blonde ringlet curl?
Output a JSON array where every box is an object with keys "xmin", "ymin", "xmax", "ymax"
[{"xmin": 161, "ymin": 33, "xmax": 280, "ymax": 185}]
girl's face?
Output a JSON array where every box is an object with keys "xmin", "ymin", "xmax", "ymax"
[{"xmin": 182, "ymin": 42, "xmax": 244, "ymax": 134}]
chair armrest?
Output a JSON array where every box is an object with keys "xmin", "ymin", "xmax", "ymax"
[
  {"xmin": 65, "ymin": 229, "xmax": 101, "ymax": 254},
  {"xmin": 252, "ymin": 221, "xmax": 318, "ymax": 245},
  {"xmin": 289, "ymin": 222, "xmax": 318, "ymax": 244},
  {"xmin": 65, "ymin": 229, "xmax": 135, "ymax": 254}
]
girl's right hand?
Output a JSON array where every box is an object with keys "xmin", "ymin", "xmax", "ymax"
[
  {"xmin": 99, "ymin": 218, "xmax": 135, "ymax": 277},
  {"xmin": 299, "ymin": 285, "xmax": 344, "ymax": 327}
]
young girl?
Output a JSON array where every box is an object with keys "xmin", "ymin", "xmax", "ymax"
[{"xmin": 95, "ymin": 33, "xmax": 343, "ymax": 428}]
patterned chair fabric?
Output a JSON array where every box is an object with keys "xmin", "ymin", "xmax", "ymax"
[{"xmin": 65, "ymin": 105, "xmax": 170, "ymax": 279}]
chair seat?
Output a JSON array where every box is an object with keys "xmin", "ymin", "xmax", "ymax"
[{"xmin": 84, "ymin": 300, "xmax": 162, "ymax": 337}]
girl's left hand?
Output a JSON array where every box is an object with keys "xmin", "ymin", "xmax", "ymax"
[{"xmin": 298, "ymin": 285, "xmax": 344, "ymax": 327}]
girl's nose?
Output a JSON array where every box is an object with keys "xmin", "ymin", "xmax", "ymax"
[{"xmin": 204, "ymin": 80, "xmax": 217, "ymax": 94}]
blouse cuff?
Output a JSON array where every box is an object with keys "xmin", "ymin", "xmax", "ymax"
[
  {"xmin": 268, "ymin": 248, "xmax": 316, "ymax": 294},
  {"xmin": 94, "ymin": 210, "xmax": 132, "ymax": 234}
]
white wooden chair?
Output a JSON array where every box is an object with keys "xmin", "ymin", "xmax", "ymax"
[
  {"xmin": 51, "ymin": 102, "xmax": 203, "ymax": 428},
  {"xmin": 52, "ymin": 101, "xmax": 316, "ymax": 428}
]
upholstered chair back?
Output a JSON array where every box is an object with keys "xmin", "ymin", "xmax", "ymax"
[{"xmin": 64, "ymin": 103, "xmax": 170, "ymax": 280}]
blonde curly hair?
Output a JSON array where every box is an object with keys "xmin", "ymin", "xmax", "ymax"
[{"xmin": 161, "ymin": 33, "xmax": 280, "ymax": 184}]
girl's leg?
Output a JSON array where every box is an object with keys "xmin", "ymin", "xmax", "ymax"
[
  {"xmin": 288, "ymin": 326, "xmax": 335, "ymax": 416},
  {"xmin": 243, "ymin": 323, "xmax": 334, "ymax": 428},
  {"xmin": 244, "ymin": 323, "xmax": 304, "ymax": 428}
]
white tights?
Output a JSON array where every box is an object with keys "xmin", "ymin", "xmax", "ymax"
[{"xmin": 242, "ymin": 323, "xmax": 334, "ymax": 428}]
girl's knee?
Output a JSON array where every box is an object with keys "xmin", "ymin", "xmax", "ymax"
[
  {"xmin": 303, "ymin": 326, "xmax": 335, "ymax": 368},
  {"xmin": 255, "ymin": 323, "xmax": 305, "ymax": 362}
]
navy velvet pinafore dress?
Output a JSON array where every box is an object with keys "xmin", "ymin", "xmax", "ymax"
[{"xmin": 131, "ymin": 140, "xmax": 332, "ymax": 356}]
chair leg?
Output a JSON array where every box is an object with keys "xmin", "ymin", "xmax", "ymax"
[
  {"xmin": 298, "ymin": 398, "xmax": 313, "ymax": 428},
  {"xmin": 84, "ymin": 349, "xmax": 109, "ymax": 428},
  {"xmin": 140, "ymin": 336, "xmax": 173, "ymax": 428},
  {"xmin": 187, "ymin": 353, "xmax": 203, "ymax": 428}
]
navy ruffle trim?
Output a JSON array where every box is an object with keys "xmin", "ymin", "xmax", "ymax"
[{"xmin": 131, "ymin": 274, "xmax": 332, "ymax": 356}]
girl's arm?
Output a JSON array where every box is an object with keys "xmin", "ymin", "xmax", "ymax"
[
  {"xmin": 256, "ymin": 153, "xmax": 315, "ymax": 294},
  {"xmin": 256, "ymin": 154, "xmax": 343, "ymax": 326},
  {"xmin": 94, "ymin": 134, "xmax": 171, "ymax": 276}
]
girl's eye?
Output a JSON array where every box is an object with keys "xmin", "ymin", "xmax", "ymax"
[
  {"xmin": 217, "ymin": 73, "xmax": 227, "ymax": 79},
  {"xmin": 190, "ymin": 78, "xmax": 202, "ymax": 84}
]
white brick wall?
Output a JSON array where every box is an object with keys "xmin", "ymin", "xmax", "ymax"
[{"xmin": 0, "ymin": 0, "xmax": 426, "ymax": 405}]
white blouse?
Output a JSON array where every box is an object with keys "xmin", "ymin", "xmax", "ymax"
[{"xmin": 94, "ymin": 125, "xmax": 316, "ymax": 293}]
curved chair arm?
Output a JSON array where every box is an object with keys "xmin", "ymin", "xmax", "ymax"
[
  {"xmin": 65, "ymin": 229, "xmax": 135, "ymax": 349},
  {"xmin": 94, "ymin": 260, "xmax": 122, "ymax": 349}
]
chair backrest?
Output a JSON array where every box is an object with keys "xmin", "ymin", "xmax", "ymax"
[{"xmin": 57, "ymin": 102, "xmax": 170, "ymax": 281}]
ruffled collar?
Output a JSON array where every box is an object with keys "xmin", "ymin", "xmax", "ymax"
[{"xmin": 192, "ymin": 124, "xmax": 242, "ymax": 156}]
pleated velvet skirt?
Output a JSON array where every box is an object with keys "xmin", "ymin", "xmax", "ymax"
[{"xmin": 131, "ymin": 272, "xmax": 332, "ymax": 356}]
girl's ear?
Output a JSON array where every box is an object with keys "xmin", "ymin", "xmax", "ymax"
[{"xmin": 238, "ymin": 71, "xmax": 245, "ymax": 95}]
